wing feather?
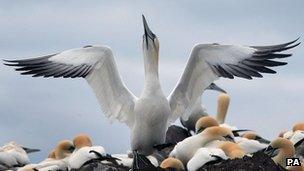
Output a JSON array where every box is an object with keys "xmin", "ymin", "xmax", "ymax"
[
  {"xmin": 168, "ymin": 39, "xmax": 300, "ymax": 122},
  {"xmin": 4, "ymin": 46, "xmax": 137, "ymax": 127}
]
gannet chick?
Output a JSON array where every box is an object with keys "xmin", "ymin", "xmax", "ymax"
[
  {"xmin": 68, "ymin": 134, "xmax": 117, "ymax": 169},
  {"xmin": 264, "ymin": 137, "xmax": 295, "ymax": 167},
  {"xmin": 169, "ymin": 126, "xmax": 234, "ymax": 164},
  {"xmin": 160, "ymin": 157, "xmax": 185, "ymax": 171},
  {"xmin": 187, "ymin": 147, "xmax": 227, "ymax": 171}
]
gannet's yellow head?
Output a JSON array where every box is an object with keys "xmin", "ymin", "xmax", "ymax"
[
  {"xmin": 47, "ymin": 149, "xmax": 56, "ymax": 159},
  {"xmin": 202, "ymin": 126, "xmax": 234, "ymax": 142},
  {"xmin": 293, "ymin": 122, "xmax": 304, "ymax": 132},
  {"xmin": 219, "ymin": 141, "xmax": 245, "ymax": 159},
  {"xmin": 55, "ymin": 140, "xmax": 75, "ymax": 159},
  {"xmin": 160, "ymin": 157, "xmax": 185, "ymax": 171},
  {"xmin": 265, "ymin": 137, "xmax": 295, "ymax": 167},
  {"xmin": 73, "ymin": 134, "xmax": 93, "ymax": 149},
  {"xmin": 216, "ymin": 93, "xmax": 230, "ymax": 124},
  {"xmin": 195, "ymin": 116, "xmax": 219, "ymax": 133}
]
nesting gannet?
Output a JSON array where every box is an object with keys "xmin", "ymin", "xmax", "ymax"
[
  {"xmin": 187, "ymin": 141, "xmax": 245, "ymax": 171},
  {"xmin": 283, "ymin": 122, "xmax": 304, "ymax": 140},
  {"xmin": 4, "ymin": 14, "xmax": 300, "ymax": 158},
  {"xmin": 68, "ymin": 134, "xmax": 119, "ymax": 169},
  {"xmin": 264, "ymin": 137, "xmax": 295, "ymax": 167},
  {"xmin": 18, "ymin": 149, "xmax": 57, "ymax": 171},
  {"xmin": 169, "ymin": 126, "xmax": 234, "ymax": 164},
  {"xmin": 0, "ymin": 142, "xmax": 40, "ymax": 170},
  {"xmin": 242, "ymin": 132, "xmax": 270, "ymax": 144},
  {"xmin": 180, "ymin": 83, "xmax": 226, "ymax": 132},
  {"xmin": 236, "ymin": 132, "xmax": 270, "ymax": 154},
  {"xmin": 18, "ymin": 140, "xmax": 75, "ymax": 171},
  {"xmin": 160, "ymin": 157, "xmax": 185, "ymax": 171},
  {"xmin": 218, "ymin": 141, "xmax": 245, "ymax": 159},
  {"xmin": 195, "ymin": 116, "xmax": 248, "ymax": 137},
  {"xmin": 187, "ymin": 147, "xmax": 227, "ymax": 171}
]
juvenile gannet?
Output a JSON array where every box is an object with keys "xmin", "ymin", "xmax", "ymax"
[
  {"xmin": 180, "ymin": 83, "xmax": 226, "ymax": 132},
  {"xmin": 4, "ymin": 15, "xmax": 300, "ymax": 158},
  {"xmin": 264, "ymin": 137, "xmax": 295, "ymax": 167},
  {"xmin": 160, "ymin": 157, "xmax": 185, "ymax": 171},
  {"xmin": 169, "ymin": 126, "xmax": 234, "ymax": 164}
]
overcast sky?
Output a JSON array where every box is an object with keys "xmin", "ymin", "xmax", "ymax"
[{"xmin": 0, "ymin": 0, "xmax": 303, "ymax": 162}]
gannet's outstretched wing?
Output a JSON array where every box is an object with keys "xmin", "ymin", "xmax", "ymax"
[
  {"xmin": 168, "ymin": 39, "xmax": 300, "ymax": 123},
  {"xmin": 4, "ymin": 45, "xmax": 137, "ymax": 127}
]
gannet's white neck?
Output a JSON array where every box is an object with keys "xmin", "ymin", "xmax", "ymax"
[{"xmin": 143, "ymin": 49, "xmax": 160, "ymax": 88}]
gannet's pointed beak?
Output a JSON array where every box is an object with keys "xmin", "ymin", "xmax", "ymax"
[
  {"xmin": 22, "ymin": 146, "xmax": 40, "ymax": 154},
  {"xmin": 142, "ymin": 15, "xmax": 156, "ymax": 48},
  {"xmin": 206, "ymin": 83, "xmax": 226, "ymax": 93}
]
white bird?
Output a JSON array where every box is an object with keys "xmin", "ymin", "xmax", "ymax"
[
  {"xmin": 187, "ymin": 147, "xmax": 227, "ymax": 171},
  {"xmin": 236, "ymin": 136, "xmax": 268, "ymax": 154},
  {"xmin": 68, "ymin": 134, "xmax": 119, "ymax": 170},
  {"xmin": 4, "ymin": 14, "xmax": 300, "ymax": 160},
  {"xmin": 180, "ymin": 83, "xmax": 226, "ymax": 132},
  {"xmin": 160, "ymin": 157, "xmax": 185, "ymax": 171},
  {"xmin": 0, "ymin": 142, "xmax": 39, "ymax": 170},
  {"xmin": 169, "ymin": 126, "xmax": 234, "ymax": 165},
  {"xmin": 18, "ymin": 140, "xmax": 74, "ymax": 171},
  {"xmin": 264, "ymin": 137, "xmax": 295, "ymax": 168}
]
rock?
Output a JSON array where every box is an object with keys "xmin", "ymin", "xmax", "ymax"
[
  {"xmin": 165, "ymin": 125, "xmax": 191, "ymax": 144},
  {"xmin": 198, "ymin": 152, "xmax": 286, "ymax": 171}
]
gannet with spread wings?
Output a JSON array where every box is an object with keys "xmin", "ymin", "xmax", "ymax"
[{"xmin": 4, "ymin": 15, "xmax": 300, "ymax": 157}]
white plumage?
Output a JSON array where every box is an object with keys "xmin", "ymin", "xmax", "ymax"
[
  {"xmin": 187, "ymin": 147, "xmax": 227, "ymax": 171},
  {"xmin": 4, "ymin": 15, "xmax": 299, "ymax": 155}
]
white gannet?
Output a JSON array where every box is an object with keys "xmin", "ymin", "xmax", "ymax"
[
  {"xmin": 0, "ymin": 142, "xmax": 40, "ymax": 170},
  {"xmin": 18, "ymin": 149, "xmax": 56, "ymax": 171},
  {"xmin": 264, "ymin": 137, "xmax": 295, "ymax": 168},
  {"xmin": 187, "ymin": 141, "xmax": 245, "ymax": 171},
  {"xmin": 4, "ymin": 14, "xmax": 300, "ymax": 159},
  {"xmin": 180, "ymin": 83, "xmax": 226, "ymax": 132},
  {"xmin": 186, "ymin": 147, "xmax": 227, "ymax": 171},
  {"xmin": 160, "ymin": 157, "xmax": 185, "ymax": 171},
  {"xmin": 283, "ymin": 122, "xmax": 304, "ymax": 140},
  {"xmin": 20, "ymin": 140, "xmax": 74, "ymax": 171},
  {"xmin": 68, "ymin": 134, "xmax": 105, "ymax": 169},
  {"xmin": 169, "ymin": 126, "xmax": 234, "ymax": 165},
  {"xmin": 236, "ymin": 134, "xmax": 268, "ymax": 154}
]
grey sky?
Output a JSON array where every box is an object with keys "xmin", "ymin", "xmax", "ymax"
[{"xmin": 0, "ymin": 0, "xmax": 303, "ymax": 162}]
